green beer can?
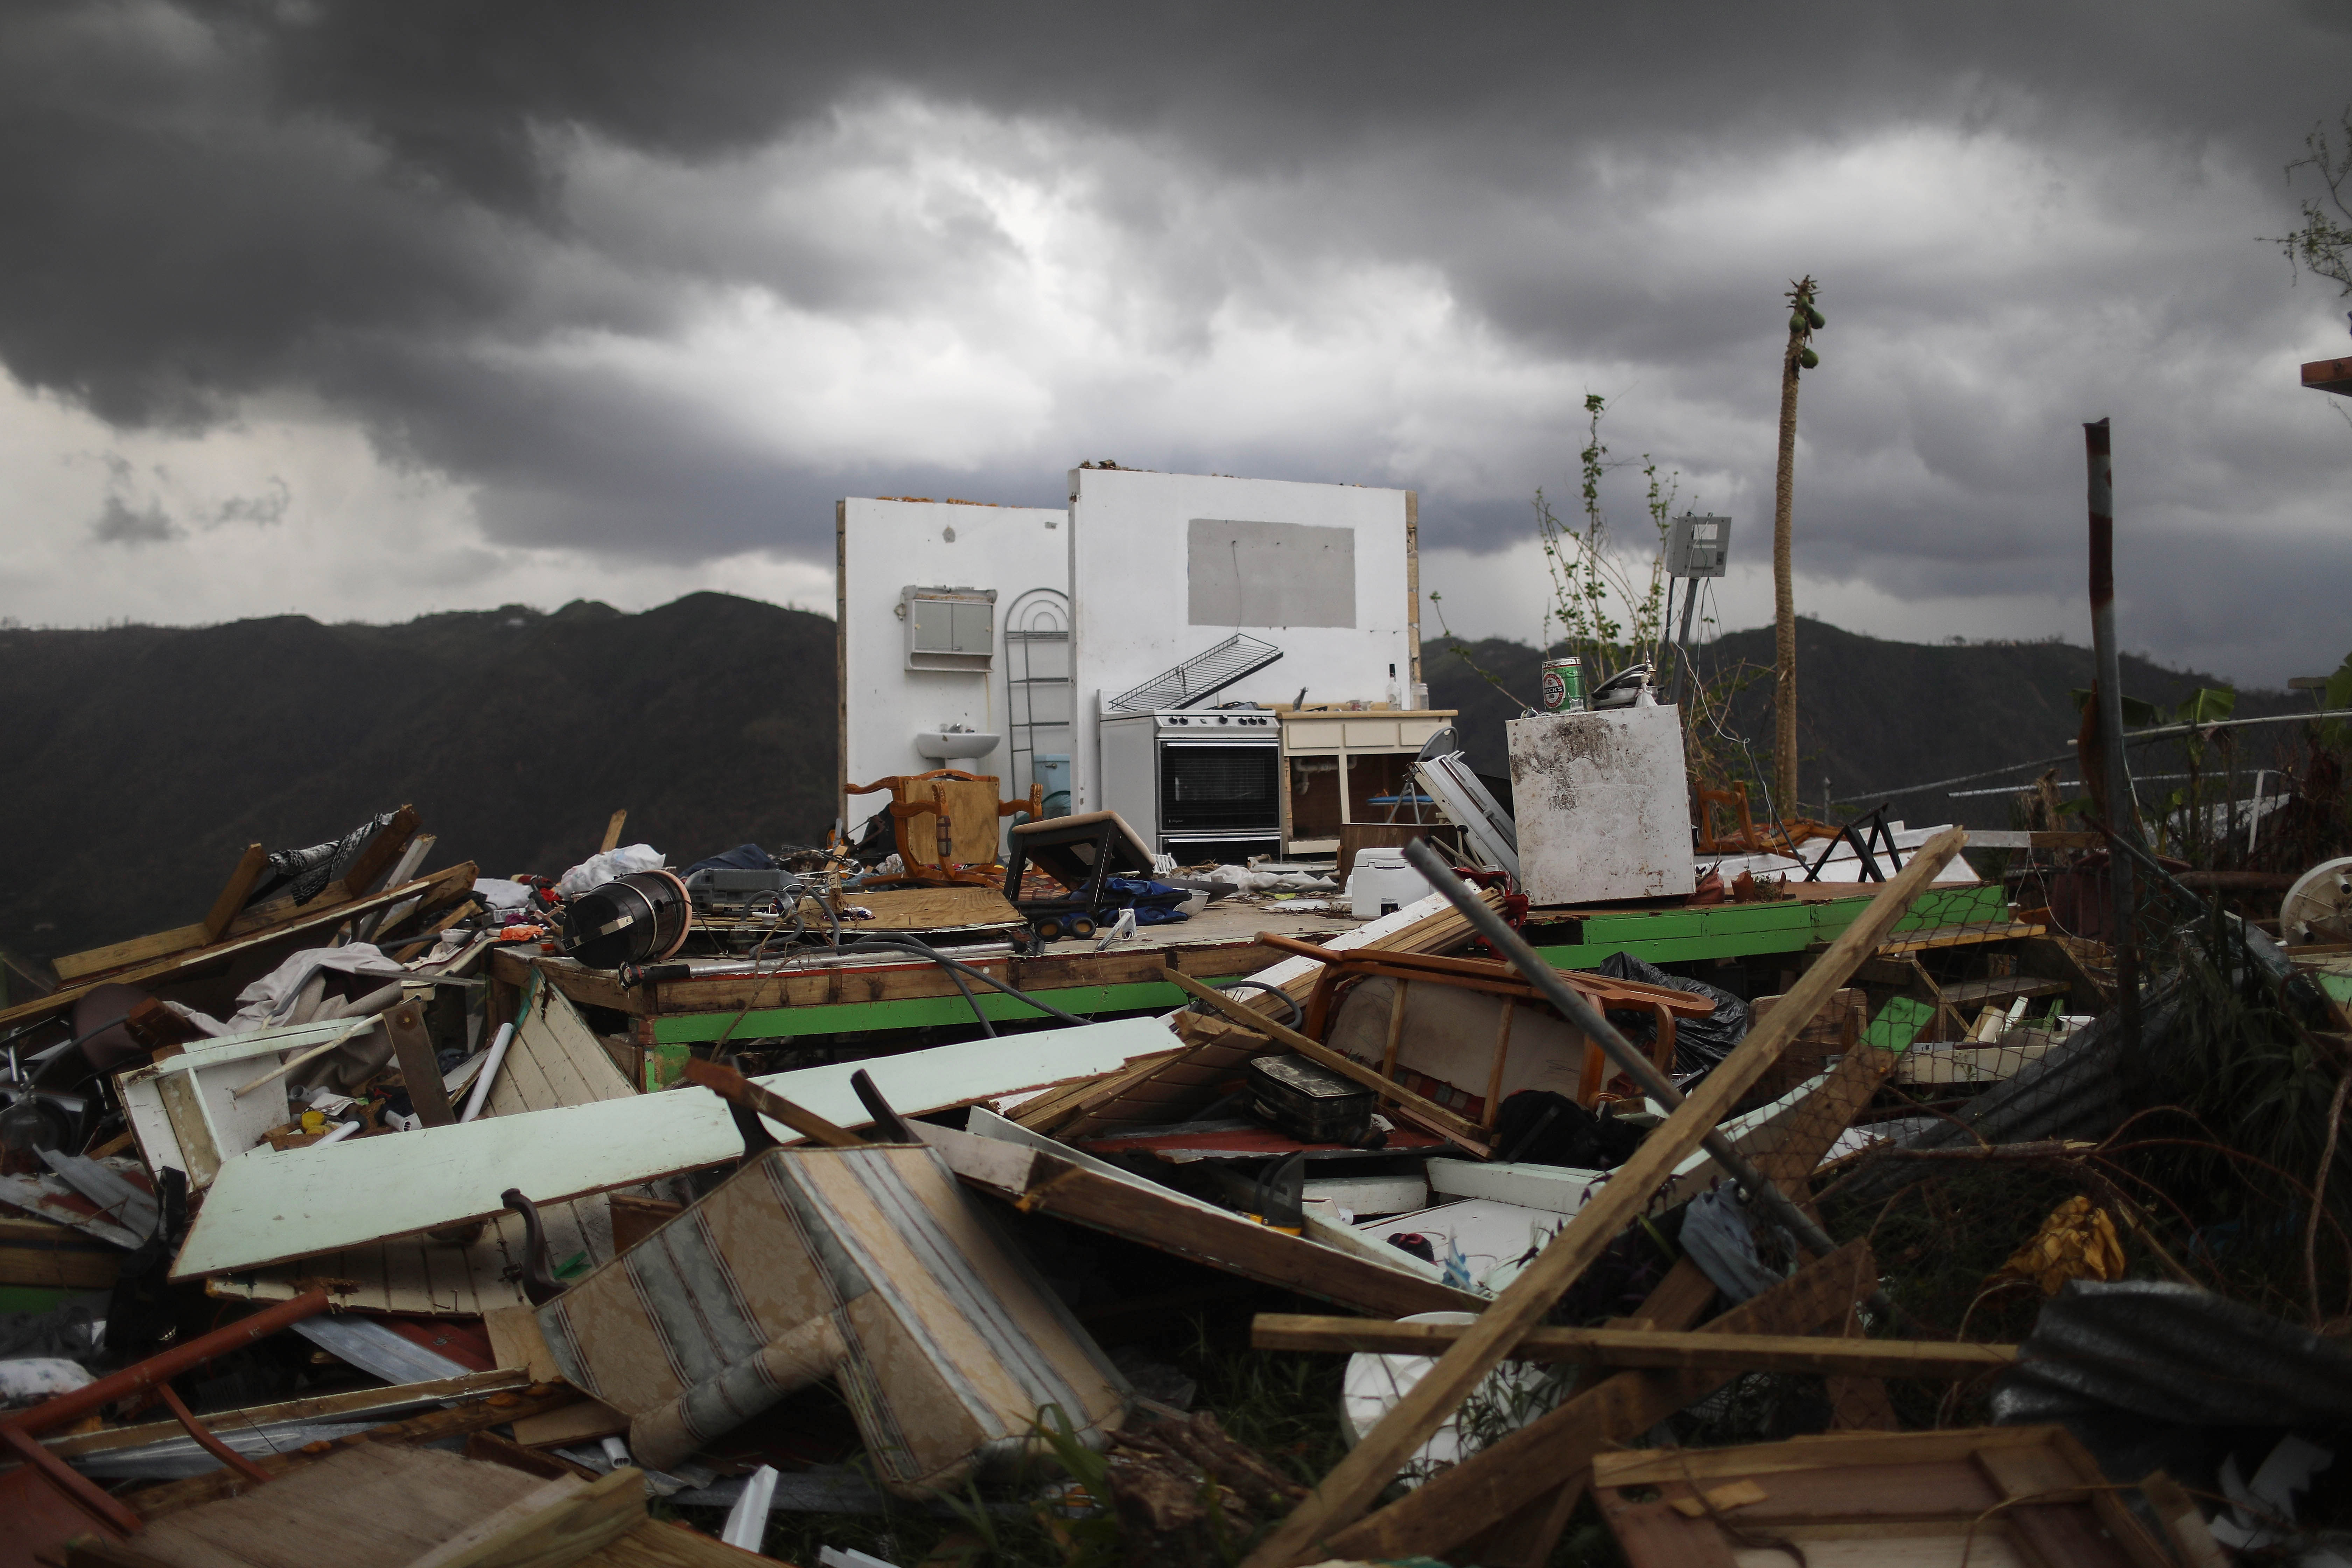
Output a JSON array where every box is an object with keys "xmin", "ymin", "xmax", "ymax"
[{"xmin": 1540, "ymin": 655, "xmax": 1585, "ymax": 713}]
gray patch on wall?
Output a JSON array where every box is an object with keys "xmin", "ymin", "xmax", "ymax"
[{"xmin": 1187, "ymin": 519, "xmax": 1355, "ymax": 628}]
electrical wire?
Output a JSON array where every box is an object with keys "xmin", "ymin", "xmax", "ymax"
[
  {"xmin": 839, "ymin": 933, "xmax": 1094, "ymax": 1030},
  {"xmin": 1198, "ymin": 978, "xmax": 1303, "ymax": 1029}
]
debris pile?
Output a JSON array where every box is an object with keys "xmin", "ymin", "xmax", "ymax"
[{"xmin": 1, "ymin": 754, "xmax": 2349, "ymax": 1568}]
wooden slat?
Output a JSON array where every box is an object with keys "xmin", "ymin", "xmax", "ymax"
[
  {"xmin": 52, "ymin": 923, "xmax": 213, "ymax": 983},
  {"xmin": 1248, "ymin": 1316, "xmax": 2015, "ymax": 1378},
  {"xmin": 202, "ymin": 844, "xmax": 272, "ymax": 942},
  {"xmin": 338, "ymin": 805, "xmax": 422, "ymax": 899},
  {"xmin": 1251, "ymin": 830, "xmax": 1966, "ymax": 1568}
]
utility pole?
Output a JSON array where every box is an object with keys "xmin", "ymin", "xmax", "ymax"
[
  {"xmin": 1772, "ymin": 277, "xmax": 1823, "ymax": 814},
  {"xmin": 2085, "ymin": 418, "xmax": 2140, "ymax": 1050}
]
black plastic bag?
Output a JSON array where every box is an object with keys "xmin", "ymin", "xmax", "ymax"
[
  {"xmin": 1492, "ymin": 1089, "xmax": 1645, "ymax": 1169},
  {"xmin": 1597, "ymin": 951, "xmax": 1748, "ymax": 1073}
]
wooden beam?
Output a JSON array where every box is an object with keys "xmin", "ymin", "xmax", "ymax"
[
  {"xmin": 385, "ymin": 998, "xmax": 455, "ymax": 1127},
  {"xmin": 2302, "ymin": 355, "xmax": 2352, "ymax": 396},
  {"xmin": 600, "ymin": 810, "xmax": 629, "ymax": 854},
  {"xmin": 202, "ymin": 843, "xmax": 271, "ymax": 942},
  {"xmin": 50, "ymin": 923, "xmax": 212, "ymax": 983},
  {"xmin": 1248, "ymin": 1315, "xmax": 2014, "ymax": 1378},
  {"xmin": 1242, "ymin": 828, "xmax": 1966, "ymax": 1568},
  {"xmin": 337, "ymin": 804, "xmax": 421, "ymax": 899},
  {"xmin": 1160, "ymin": 965, "xmax": 1488, "ymax": 1148}
]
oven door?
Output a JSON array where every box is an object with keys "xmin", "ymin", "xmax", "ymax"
[{"xmin": 1157, "ymin": 740, "xmax": 1281, "ymax": 840}]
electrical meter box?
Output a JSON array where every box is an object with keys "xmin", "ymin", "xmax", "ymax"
[
  {"xmin": 901, "ymin": 586, "xmax": 998, "ymax": 672},
  {"xmin": 1665, "ymin": 514, "xmax": 1731, "ymax": 579},
  {"xmin": 1506, "ymin": 704, "xmax": 1697, "ymax": 905}
]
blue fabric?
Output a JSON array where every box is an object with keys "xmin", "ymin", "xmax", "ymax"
[
  {"xmin": 1102, "ymin": 876, "xmax": 1190, "ymax": 924},
  {"xmin": 685, "ymin": 843, "xmax": 777, "ymax": 875}
]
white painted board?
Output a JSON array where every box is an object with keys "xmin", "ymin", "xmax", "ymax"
[
  {"xmin": 1067, "ymin": 469, "xmax": 1414, "ymax": 814},
  {"xmin": 838, "ymin": 496, "xmax": 1071, "ymax": 829},
  {"xmin": 1507, "ymin": 705, "xmax": 1698, "ymax": 905},
  {"xmin": 1424, "ymin": 1159, "xmax": 1609, "ymax": 1216},
  {"xmin": 172, "ymin": 1014, "xmax": 1180, "ymax": 1279}
]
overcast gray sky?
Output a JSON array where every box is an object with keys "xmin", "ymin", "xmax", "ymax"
[{"xmin": 4, "ymin": 2, "xmax": 2348, "ymax": 684}]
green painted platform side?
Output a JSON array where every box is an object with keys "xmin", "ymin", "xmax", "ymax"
[
  {"xmin": 1533, "ymin": 882, "xmax": 2012, "ymax": 972},
  {"xmin": 2317, "ymin": 971, "xmax": 2352, "ymax": 1009},
  {"xmin": 649, "ymin": 979, "xmax": 1204, "ymax": 1043},
  {"xmin": 1861, "ymin": 994, "xmax": 1936, "ymax": 1056}
]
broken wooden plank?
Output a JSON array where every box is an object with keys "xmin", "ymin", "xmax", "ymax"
[
  {"xmin": 0, "ymin": 862, "xmax": 479, "ymax": 1031},
  {"xmin": 203, "ymin": 844, "xmax": 272, "ymax": 943},
  {"xmin": 1247, "ymin": 1315, "xmax": 2014, "ymax": 1378},
  {"xmin": 173, "ymin": 1015, "xmax": 1182, "ymax": 1279},
  {"xmin": 1243, "ymin": 828, "xmax": 1966, "ymax": 1568},
  {"xmin": 919, "ymin": 1120, "xmax": 1478, "ymax": 1319},
  {"xmin": 385, "ymin": 999, "xmax": 455, "ymax": 1128}
]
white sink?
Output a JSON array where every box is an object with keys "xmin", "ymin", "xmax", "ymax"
[{"xmin": 916, "ymin": 729, "xmax": 1001, "ymax": 760}]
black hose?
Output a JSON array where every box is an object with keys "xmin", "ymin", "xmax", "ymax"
[
  {"xmin": 1199, "ymin": 978, "xmax": 1303, "ymax": 1029},
  {"xmin": 842, "ymin": 934, "xmax": 1093, "ymax": 1029}
]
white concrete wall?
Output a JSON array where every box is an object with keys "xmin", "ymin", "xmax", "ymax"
[
  {"xmin": 1066, "ymin": 469, "xmax": 1414, "ymax": 813},
  {"xmin": 838, "ymin": 497, "xmax": 1070, "ymax": 834}
]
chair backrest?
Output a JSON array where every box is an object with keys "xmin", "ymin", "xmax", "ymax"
[
  {"xmin": 536, "ymin": 1142, "xmax": 1129, "ymax": 1496},
  {"xmin": 903, "ymin": 775, "xmax": 1013, "ymax": 870}
]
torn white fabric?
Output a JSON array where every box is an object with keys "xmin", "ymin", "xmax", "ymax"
[{"xmin": 222, "ymin": 943, "xmax": 407, "ymax": 1033}]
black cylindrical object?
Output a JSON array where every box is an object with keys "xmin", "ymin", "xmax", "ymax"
[{"xmin": 563, "ymin": 869, "xmax": 692, "ymax": 969}]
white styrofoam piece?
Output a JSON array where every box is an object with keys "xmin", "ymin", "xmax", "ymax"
[
  {"xmin": 839, "ymin": 496, "xmax": 1071, "ymax": 825},
  {"xmin": 1424, "ymin": 1159, "xmax": 1608, "ymax": 1216},
  {"xmin": 173, "ymin": 1014, "xmax": 1182, "ymax": 1280},
  {"xmin": 1067, "ymin": 468, "xmax": 1414, "ymax": 814},
  {"xmin": 1301, "ymin": 1171, "xmax": 1429, "ymax": 1219},
  {"xmin": 1507, "ymin": 705, "xmax": 1698, "ymax": 905}
]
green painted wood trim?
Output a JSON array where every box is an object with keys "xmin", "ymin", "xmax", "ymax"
[
  {"xmin": 649, "ymin": 979, "xmax": 1202, "ymax": 1043},
  {"xmin": 1861, "ymin": 994, "xmax": 1935, "ymax": 1056},
  {"xmin": 1533, "ymin": 883, "xmax": 2012, "ymax": 972}
]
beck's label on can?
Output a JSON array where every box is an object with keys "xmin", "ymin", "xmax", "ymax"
[{"xmin": 1541, "ymin": 656, "xmax": 1584, "ymax": 712}]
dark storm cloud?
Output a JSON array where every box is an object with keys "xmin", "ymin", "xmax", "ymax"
[{"xmin": 3, "ymin": 0, "xmax": 2350, "ymax": 676}]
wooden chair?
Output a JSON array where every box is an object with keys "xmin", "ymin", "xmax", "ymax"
[
  {"xmin": 845, "ymin": 769, "xmax": 1044, "ymax": 887},
  {"xmin": 1269, "ymin": 934, "xmax": 1719, "ymax": 1119}
]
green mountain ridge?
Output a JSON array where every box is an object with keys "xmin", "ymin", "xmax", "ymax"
[{"xmin": 1, "ymin": 596, "xmax": 2321, "ymax": 964}]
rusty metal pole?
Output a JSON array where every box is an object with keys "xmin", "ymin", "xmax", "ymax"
[{"xmin": 2085, "ymin": 419, "xmax": 2140, "ymax": 1049}]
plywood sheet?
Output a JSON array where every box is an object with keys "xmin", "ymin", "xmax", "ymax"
[{"xmin": 176, "ymin": 1015, "xmax": 1180, "ymax": 1279}]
